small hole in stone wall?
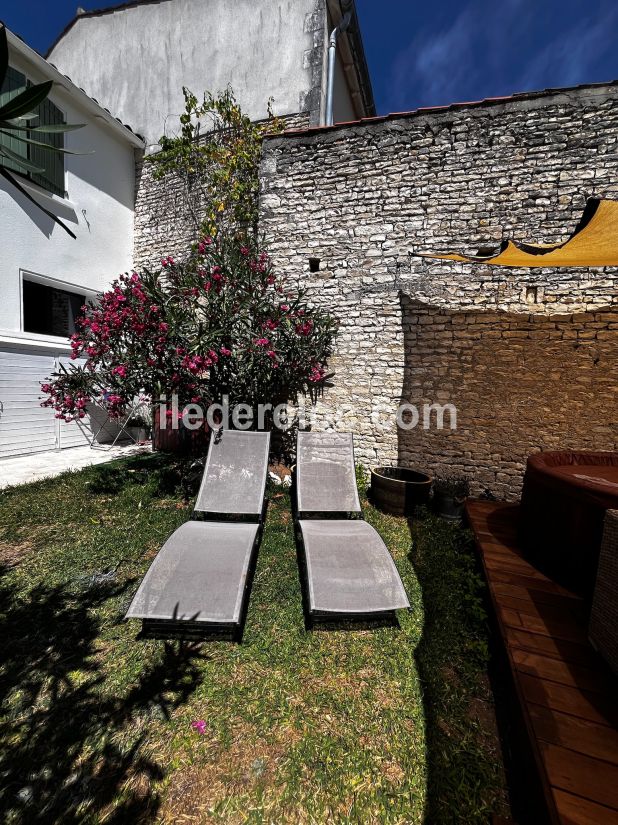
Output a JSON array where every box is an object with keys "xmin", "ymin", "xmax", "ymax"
[
  {"xmin": 309, "ymin": 257, "xmax": 321, "ymax": 273},
  {"xmin": 526, "ymin": 286, "xmax": 539, "ymax": 304}
]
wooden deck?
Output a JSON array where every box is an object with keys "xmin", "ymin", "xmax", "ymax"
[{"xmin": 466, "ymin": 500, "xmax": 618, "ymax": 825}]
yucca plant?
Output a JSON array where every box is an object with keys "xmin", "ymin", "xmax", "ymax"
[{"xmin": 0, "ymin": 24, "xmax": 87, "ymax": 238}]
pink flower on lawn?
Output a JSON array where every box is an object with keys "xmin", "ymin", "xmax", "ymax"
[
  {"xmin": 254, "ymin": 337, "xmax": 270, "ymax": 347},
  {"xmin": 191, "ymin": 720, "xmax": 207, "ymax": 735},
  {"xmin": 112, "ymin": 365, "xmax": 127, "ymax": 378},
  {"xmin": 220, "ymin": 346, "xmax": 232, "ymax": 357}
]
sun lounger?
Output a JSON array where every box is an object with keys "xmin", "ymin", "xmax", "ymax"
[
  {"xmin": 295, "ymin": 431, "xmax": 410, "ymax": 619},
  {"xmin": 126, "ymin": 429, "xmax": 270, "ymax": 638}
]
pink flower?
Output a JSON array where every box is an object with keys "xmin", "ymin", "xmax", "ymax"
[
  {"xmin": 240, "ymin": 246, "xmax": 250, "ymax": 257},
  {"xmin": 254, "ymin": 337, "xmax": 269, "ymax": 347},
  {"xmin": 309, "ymin": 365, "xmax": 325, "ymax": 383},
  {"xmin": 280, "ymin": 304, "xmax": 289, "ymax": 312},
  {"xmin": 112, "ymin": 365, "xmax": 127, "ymax": 378},
  {"xmin": 220, "ymin": 346, "xmax": 232, "ymax": 356},
  {"xmin": 191, "ymin": 720, "xmax": 207, "ymax": 735},
  {"xmin": 296, "ymin": 320, "xmax": 314, "ymax": 336}
]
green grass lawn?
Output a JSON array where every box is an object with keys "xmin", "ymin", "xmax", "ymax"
[{"xmin": 0, "ymin": 453, "xmax": 508, "ymax": 823}]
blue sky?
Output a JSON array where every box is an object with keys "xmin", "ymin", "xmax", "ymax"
[{"xmin": 2, "ymin": 0, "xmax": 617, "ymax": 115}]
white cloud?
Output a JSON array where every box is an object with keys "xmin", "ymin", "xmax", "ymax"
[{"xmin": 386, "ymin": 0, "xmax": 617, "ymax": 113}]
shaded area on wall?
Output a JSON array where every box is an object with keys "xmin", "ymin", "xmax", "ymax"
[{"xmin": 397, "ymin": 294, "xmax": 618, "ymax": 500}]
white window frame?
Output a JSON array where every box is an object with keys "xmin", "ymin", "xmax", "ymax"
[{"xmin": 19, "ymin": 269, "xmax": 99, "ymax": 343}]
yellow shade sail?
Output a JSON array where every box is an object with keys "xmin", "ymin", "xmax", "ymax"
[{"xmin": 418, "ymin": 198, "xmax": 618, "ymax": 267}]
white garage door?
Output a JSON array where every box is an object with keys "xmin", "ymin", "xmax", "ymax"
[{"xmin": 0, "ymin": 347, "xmax": 92, "ymax": 459}]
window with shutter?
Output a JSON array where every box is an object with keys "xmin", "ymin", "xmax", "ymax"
[{"xmin": 0, "ymin": 66, "xmax": 66, "ymax": 197}]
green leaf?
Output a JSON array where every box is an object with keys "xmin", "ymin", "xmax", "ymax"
[
  {"xmin": 8, "ymin": 112, "xmax": 40, "ymax": 122},
  {"xmin": 0, "ymin": 130, "xmax": 92, "ymax": 155},
  {"xmin": 0, "ymin": 167, "xmax": 77, "ymax": 239},
  {"xmin": 0, "ymin": 120, "xmax": 85, "ymax": 133},
  {"xmin": 0, "ymin": 144, "xmax": 45, "ymax": 173},
  {"xmin": 0, "ymin": 26, "xmax": 8, "ymax": 88},
  {"xmin": 0, "ymin": 80, "xmax": 53, "ymax": 121}
]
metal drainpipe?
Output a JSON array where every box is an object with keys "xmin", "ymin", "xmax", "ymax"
[{"xmin": 325, "ymin": 10, "xmax": 352, "ymax": 127}]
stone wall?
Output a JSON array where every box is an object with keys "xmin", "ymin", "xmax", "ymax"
[
  {"xmin": 259, "ymin": 84, "xmax": 618, "ymax": 498},
  {"xmin": 134, "ymin": 112, "xmax": 311, "ymax": 270}
]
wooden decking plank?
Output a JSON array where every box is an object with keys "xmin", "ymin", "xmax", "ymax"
[
  {"xmin": 494, "ymin": 589, "xmax": 584, "ymax": 617},
  {"xmin": 497, "ymin": 604, "xmax": 589, "ymax": 646},
  {"xmin": 504, "ymin": 626, "xmax": 601, "ymax": 670},
  {"xmin": 518, "ymin": 673, "xmax": 618, "ymax": 728},
  {"xmin": 540, "ymin": 742, "xmax": 618, "ymax": 811},
  {"xmin": 484, "ymin": 566, "xmax": 576, "ymax": 596},
  {"xmin": 496, "ymin": 593, "xmax": 587, "ymax": 628},
  {"xmin": 553, "ymin": 789, "xmax": 618, "ymax": 825},
  {"xmin": 529, "ymin": 703, "xmax": 618, "ymax": 764},
  {"xmin": 466, "ymin": 499, "xmax": 618, "ymax": 822},
  {"xmin": 483, "ymin": 554, "xmax": 556, "ymax": 581},
  {"xmin": 492, "ymin": 580, "xmax": 582, "ymax": 608},
  {"xmin": 482, "ymin": 541, "xmax": 524, "ymax": 558},
  {"xmin": 512, "ymin": 649, "xmax": 613, "ymax": 694}
]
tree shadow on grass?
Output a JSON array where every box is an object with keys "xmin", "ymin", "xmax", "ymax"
[
  {"xmin": 86, "ymin": 452, "xmax": 206, "ymax": 503},
  {"xmin": 0, "ymin": 562, "xmax": 207, "ymax": 824}
]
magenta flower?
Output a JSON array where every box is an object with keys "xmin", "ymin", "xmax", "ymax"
[
  {"xmin": 309, "ymin": 365, "xmax": 325, "ymax": 383},
  {"xmin": 191, "ymin": 720, "xmax": 207, "ymax": 735}
]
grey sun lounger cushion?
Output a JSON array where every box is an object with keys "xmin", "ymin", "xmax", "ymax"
[
  {"xmin": 296, "ymin": 431, "xmax": 361, "ymax": 515},
  {"xmin": 195, "ymin": 429, "xmax": 270, "ymax": 516},
  {"xmin": 126, "ymin": 521, "xmax": 259, "ymax": 624},
  {"xmin": 296, "ymin": 430, "xmax": 409, "ymax": 616},
  {"xmin": 127, "ymin": 430, "xmax": 270, "ymax": 631},
  {"xmin": 299, "ymin": 519, "xmax": 410, "ymax": 614}
]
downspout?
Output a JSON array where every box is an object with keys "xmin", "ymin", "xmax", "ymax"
[{"xmin": 325, "ymin": 10, "xmax": 352, "ymax": 127}]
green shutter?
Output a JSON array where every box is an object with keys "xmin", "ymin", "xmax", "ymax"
[
  {"xmin": 30, "ymin": 97, "xmax": 65, "ymax": 197},
  {"xmin": 0, "ymin": 67, "xmax": 29, "ymax": 174},
  {"xmin": 0, "ymin": 66, "xmax": 66, "ymax": 197}
]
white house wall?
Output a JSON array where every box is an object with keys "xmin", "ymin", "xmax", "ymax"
[
  {"xmin": 0, "ymin": 48, "xmax": 138, "ymax": 460},
  {"xmin": 0, "ymin": 52, "xmax": 136, "ymax": 334},
  {"xmin": 48, "ymin": 0, "xmax": 324, "ymax": 149}
]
